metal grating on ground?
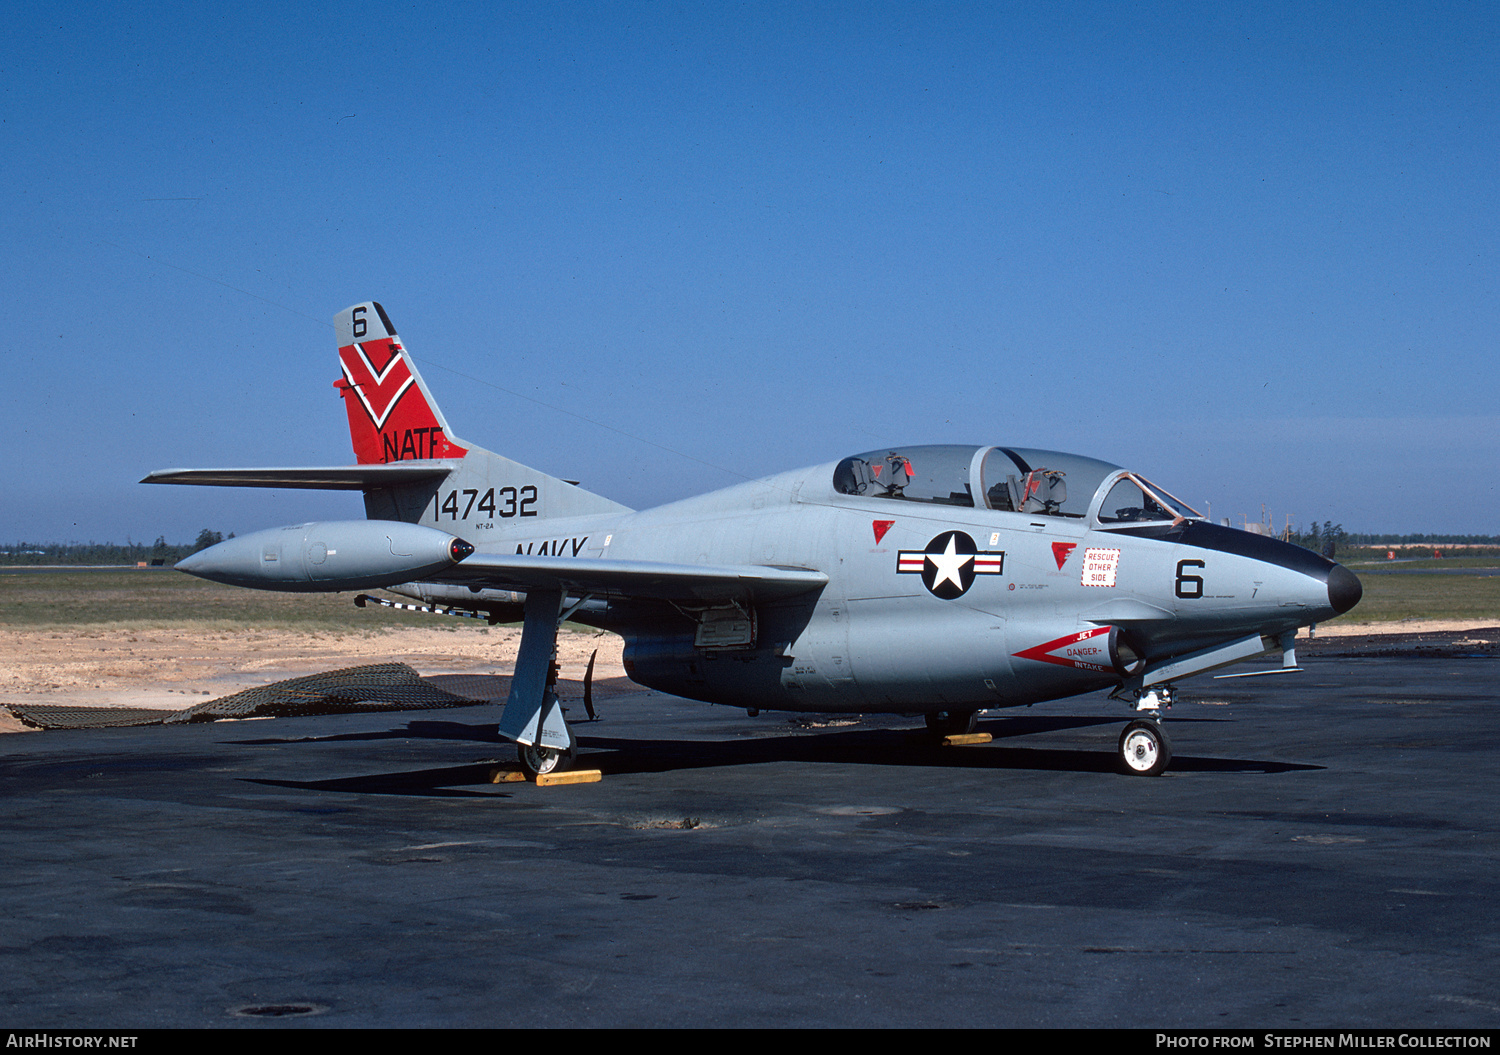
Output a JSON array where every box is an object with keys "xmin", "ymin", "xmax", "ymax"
[
  {"xmin": 1, "ymin": 706, "xmax": 180, "ymax": 729},
  {"xmin": 4, "ymin": 663, "xmax": 487, "ymax": 730},
  {"xmin": 423, "ymin": 673, "xmax": 510, "ymax": 703}
]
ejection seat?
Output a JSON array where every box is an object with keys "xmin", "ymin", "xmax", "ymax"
[{"xmin": 1012, "ymin": 469, "xmax": 1068, "ymax": 515}]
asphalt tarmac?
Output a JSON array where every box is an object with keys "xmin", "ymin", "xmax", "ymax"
[{"xmin": 1, "ymin": 638, "xmax": 1496, "ymax": 1029}]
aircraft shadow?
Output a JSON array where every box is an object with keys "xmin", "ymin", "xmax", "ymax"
[
  {"xmin": 234, "ymin": 713, "xmax": 1318, "ymax": 798},
  {"xmin": 230, "ymin": 720, "xmax": 506, "ymax": 747},
  {"xmin": 227, "ymin": 711, "xmax": 1228, "ymax": 749},
  {"xmin": 566, "ymin": 727, "xmax": 1321, "ymax": 778},
  {"xmin": 246, "ymin": 760, "xmax": 516, "ymax": 798}
]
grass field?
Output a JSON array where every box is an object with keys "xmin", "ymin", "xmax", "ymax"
[
  {"xmin": 1347, "ymin": 556, "xmax": 1500, "ymax": 571},
  {"xmin": 0, "ymin": 570, "xmax": 438, "ymax": 630},
  {"xmin": 2, "ymin": 566, "xmax": 1497, "ymax": 629},
  {"xmin": 1336, "ymin": 571, "xmax": 1500, "ymax": 624}
]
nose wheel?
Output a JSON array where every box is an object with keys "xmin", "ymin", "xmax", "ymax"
[{"xmin": 1118, "ymin": 718, "xmax": 1171, "ymax": 776}]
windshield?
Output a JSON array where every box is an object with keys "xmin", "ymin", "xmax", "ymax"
[{"xmin": 1096, "ymin": 474, "xmax": 1202, "ymax": 524}]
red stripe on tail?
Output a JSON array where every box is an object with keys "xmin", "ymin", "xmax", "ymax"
[{"xmin": 335, "ymin": 339, "xmax": 467, "ymax": 464}]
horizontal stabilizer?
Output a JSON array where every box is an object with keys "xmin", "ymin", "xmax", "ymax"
[{"xmin": 141, "ymin": 464, "xmax": 457, "ymax": 490}]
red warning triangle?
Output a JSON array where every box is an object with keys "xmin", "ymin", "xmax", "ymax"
[
  {"xmin": 872, "ymin": 520, "xmax": 895, "ymax": 544},
  {"xmin": 1052, "ymin": 542, "xmax": 1076, "ymax": 569}
]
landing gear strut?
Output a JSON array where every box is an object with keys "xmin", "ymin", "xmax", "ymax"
[{"xmin": 498, "ymin": 588, "xmax": 577, "ymax": 779}]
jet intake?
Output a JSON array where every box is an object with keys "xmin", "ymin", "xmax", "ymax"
[
  {"xmin": 1109, "ymin": 626, "xmax": 1145, "ymax": 675},
  {"xmin": 175, "ymin": 521, "xmax": 473, "ymax": 592}
]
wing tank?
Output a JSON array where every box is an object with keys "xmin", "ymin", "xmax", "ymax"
[{"xmin": 175, "ymin": 521, "xmax": 474, "ymax": 592}]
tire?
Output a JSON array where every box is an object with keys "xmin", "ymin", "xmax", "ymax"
[
  {"xmin": 1118, "ymin": 718, "xmax": 1171, "ymax": 777},
  {"xmin": 925, "ymin": 709, "xmax": 979, "ymax": 738},
  {"xmin": 517, "ymin": 729, "xmax": 577, "ymax": 779}
]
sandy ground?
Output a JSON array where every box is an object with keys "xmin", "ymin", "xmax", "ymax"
[
  {"xmin": 1304, "ymin": 618, "xmax": 1494, "ymax": 637},
  {"xmin": 0, "ymin": 618, "xmax": 1492, "ymax": 735},
  {"xmin": 0, "ymin": 624, "xmax": 624, "ymax": 733}
]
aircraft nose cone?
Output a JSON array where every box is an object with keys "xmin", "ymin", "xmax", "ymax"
[
  {"xmin": 1327, "ymin": 564, "xmax": 1362, "ymax": 615},
  {"xmin": 174, "ymin": 548, "xmax": 209, "ymax": 575}
]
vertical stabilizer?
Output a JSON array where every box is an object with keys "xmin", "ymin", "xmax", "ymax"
[
  {"xmin": 331, "ymin": 301, "xmax": 632, "ymax": 524},
  {"xmin": 334, "ymin": 302, "xmax": 469, "ymax": 465}
]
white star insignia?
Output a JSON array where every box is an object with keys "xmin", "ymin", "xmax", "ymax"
[{"xmin": 927, "ymin": 534, "xmax": 974, "ymax": 592}]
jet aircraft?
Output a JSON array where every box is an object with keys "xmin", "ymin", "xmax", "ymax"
[{"xmin": 148, "ymin": 302, "xmax": 1362, "ymax": 777}]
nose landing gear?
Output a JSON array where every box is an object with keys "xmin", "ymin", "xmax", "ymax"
[{"xmin": 1112, "ymin": 684, "xmax": 1174, "ymax": 777}]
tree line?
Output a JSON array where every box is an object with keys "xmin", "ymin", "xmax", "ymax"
[
  {"xmin": 0, "ymin": 530, "xmax": 232, "ymax": 566},
  {"xmin": 1288, "ymin": 525, "xmax": 1500, "ymax": 551}
]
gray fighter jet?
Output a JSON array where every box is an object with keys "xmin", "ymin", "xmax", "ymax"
[{"xmin": 147, "ymin": 302, "xmax": 1362, "ymax": 777}]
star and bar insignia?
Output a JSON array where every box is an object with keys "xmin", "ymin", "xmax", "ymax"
[{"xmin": 897, "ymin": 530, "xmax": 1005, "ymax": 599}]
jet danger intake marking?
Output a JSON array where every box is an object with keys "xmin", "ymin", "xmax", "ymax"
[
  {"xmin": 1013, "ymin": 627, "xmax": 1116, "ymax": 673},
  {"xmin": 897, "ymin": 531, "xmax": 1004, "ymax": 599}
]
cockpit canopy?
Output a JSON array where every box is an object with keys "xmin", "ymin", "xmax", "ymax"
[{"xmin": 832, "ymin": 445, "xmax": 1200, "ymax": 526}]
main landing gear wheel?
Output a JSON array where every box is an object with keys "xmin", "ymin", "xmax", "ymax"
[
  {"xmin": 925, "ymin": 709, "xmax": 979, "ymax": 738},
  {"xmin": 517, "ymin": 736, "xmax": 576, "ymax": 779},
  {"xmin": 1118, "ymin": 718, "xmax": 1171, "ymax": 777}
]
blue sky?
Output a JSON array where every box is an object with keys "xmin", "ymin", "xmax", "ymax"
[{"xmin": 6, "ymin": 1, "xmax": 1497, "ymax": 541}]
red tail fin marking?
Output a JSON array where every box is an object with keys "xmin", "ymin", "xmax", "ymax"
[
  {"xmin": 340, "ymin": 340, "xmax": 415, "ymax": 429},
  {"xmin": 335, "ymin": 339, "xmax": 467, "ymax": 465}
]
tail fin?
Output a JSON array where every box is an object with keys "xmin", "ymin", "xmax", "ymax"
[
  {"xmin": 334, "ymin": 302, "xmax": 468, "ymax": 464},
  {"xmin": 332, "ymin": 302, "xmax": 631, "ymax": 524}
]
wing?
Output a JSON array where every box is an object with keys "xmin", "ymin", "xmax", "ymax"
[
  {"xmin": 141, "ymin": 463, "xmax": 456, "ymax": 490},
  {"xmin": 428, "ymin": 553, "xmax": 828, "ymax": 603}
]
